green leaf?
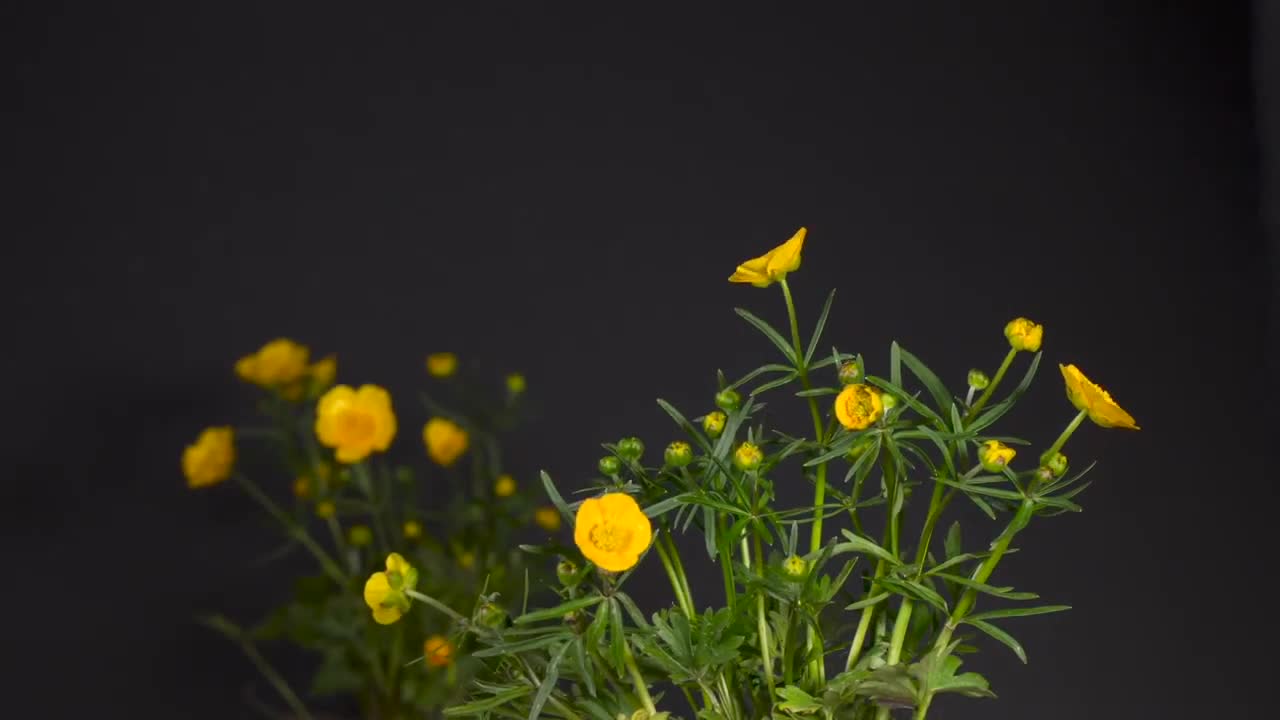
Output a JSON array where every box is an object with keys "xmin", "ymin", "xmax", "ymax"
[
  {"xmin": 471, "ymin": 633, "xmax": 569, "ymax": 657},
  {"xmin": 897, "ymin": 344, "xmax": 954, "ymax": 417},
  {"xmin": 969, "ymin": 352, "xmax": 1042, "ymax": 432},
  {"xmin": 776, "ymin": 685, "xmax": 823, "ymax": 714},
  {"xmin": 735, "ymin": 307, "xmax": 798, "ymax": 365},
  {"xmin": 835, "ymin": 529, "xmax": 900, "ymax": 565},
  {"xmin": 443, "ymin": 687, "xmax": 532, "ymax": 716},
  {"xmin": 964, "ymin": 618, "xmax": 1028, "ymax": 663},
  {"xmin": 845, "ymin": 592, "xmax": 890, "ymax": 611},
  {"xmin": 751, "ymin": 370, "xmax": 799, "ymax": 396},
  {"xmin": 727, "ymin": 363, "xmax": 794, "ymax": 392},
  {"xmin": 539, "ymin": 471, "xmax": 573, "ymax": 522},
  {"xmin": 934, "ymin": 573, "xmax": 1038, "ymax": 600},
  {"xmin": 944, "ymin": 521, "xmax": 963, "ymax": 561},
  {"xmin": 1034, "ymin": 495, "xmax": 1083, "ymax": 513},
  {"xmin": 804, "ymin": 431, "xmax": 860, "ymax": 467},
  {"xmin": 644, "ymin": 495, "xmax": 685, "ymax": 518},
  {"xmin": 795, "ymin": 387, "xmax": 840, "ymax": 398},
  {"xmin": 890, "ymin": 342, "xmax": 902, "ymax": 387},
  {"xmin": 936, "ymin": 476, "xmax": 1024, "ymax": 500},
  {"xmin": 866, "ymin": 376, "xmax": 945, "ymax": 427},
  {"xmin": 513, "ymin": 595, "xmax": 605, "ymax": 625},
  {"xmin": 876, "ymin": 576, "xmax": 949, "ymax": 614},
  {"xmin": 967, "ymin": 605, "xmax": 1071, "ymax": 622},
  {"xmin": 803, "ymin": 289, "xmax": 837, "ymax": 368},
  {"xmin": 528, "ymin": 640, "xmax": 571, "ymax": 720}
]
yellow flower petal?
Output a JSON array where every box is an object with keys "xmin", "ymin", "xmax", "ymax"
[
  {"xmin": 728, "ymin": 227, "xmax": 806, "ymax": 287},
  {"xmin": 573, "ymin": 493, "xmax": 652, "ymax": 572},
  {"xmin": 182, "ymin": 426, "xmax": 236, "ymax": 489},
  {"xmin": 371, "ymin": 605, "xmax": 403, "ymax": 625},
  {"xmin": 1059, "ymin": 364, "xmax": 1139, "ymax": 430},
  {"xmin": 423, "ymin": 418, "xmax": 469, "ymax": 467},
  {"xmin": 834, "ymin": 384, "xmax": 883, "ymax": 430},
  {"xmin": 363, "ymin": 571, "xmax": 391, "ymax": 609},
  {"xmin": 315, "ymin": 384, "xmax": 398, "ymax": 463}
]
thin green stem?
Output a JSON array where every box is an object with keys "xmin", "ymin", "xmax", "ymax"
[
  {"xmin": 914, "ymin": 694, "xmax": 933, "ymax": 720},
  {"xmin": 234, "ymin": 474, "xmax": 347, "ymax": 586},
  {"xmin": 622, "ymin": 641, "xmax": 657, "ymax": 715},
  {"xmin": 664, "ymin": 532, "xmax": 696, "ymax": 612},
  {"xmin": 964, "ymin": 348, "xmax": 1018, "ymax": 422},
  {"xmin": 1043, "ymin": 409, "xmax": 1088, "ymax": 461},
  {"xmin": 780, "ymin": 279, "xmax": 829, "ymax": 554},
  {"xmin": 655, "ymin": 533, "xmax": 695, "ymax": 618},
  {"xmin": 753, "ymin": 533, "xmax": 777, "ymax": 705}
]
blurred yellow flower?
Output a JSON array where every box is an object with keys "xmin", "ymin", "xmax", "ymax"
[
  {"xmin": 363, "ymin": 553, "xmax": 417, "ymax": 625},
  {"xmin": 308, "ymin": 354, "xmax": 338, "ymax": 393},
  {"xmin": 494, "ymin": 474, "xmax": 517, "ymax": 497},
  {"xmin": 235, "ymin": 338, "xmax": 310, "ymax": 388},
  {"xmin": 506, "ymin": 373, "xmax": 526, "ymax": 394},
  {"xmin": 403, "ymin": 520, "xmax": 423, "ymax": 540},
  {"xmin": 534, "ymin": 506, "xmax": 562, "ymax": 531},
  {"xmin": 1060, "ymin": 364, "xmax": 1139, "ymax": 430},
  {"xmin": 573, "ymin": 493, "xmax": 652, "ymax": 573},
  {"xmin": 426, "ymin": 352, "xmax": 458, "ymax": 378},
  {"xmin": 315, "ymin": 500, "xmax": 336, "ymax": 519},
  {"xmin": 315, "ymin": 384, "xmax": 398, "ymax": 463},
  {"xmin": 292, "ymin": 476, "xmax": 312, "ymax": 499},
  {"xmin": 979, "ymin": 440, "xmax": 1017, "ymax": 472},
  {"xmin": 423, "ymin": 418, "xmax": 469, "ymax": 467},
  {"xmin": 424, "ymin": 634, "xmax": 455, "ymax": 668},
  {"xmin": 728, "ymin": 227, "xmax": 806, "ymax": 287},
  {"xmin": 1005, "ymin": 318, "xmax": 1044, "ymax": 353},
  {"xmin": 182, "ymin": 427, "xmax": 235, "ymax": 489},
  {"xmin": 348, "ymin": 525, "xmax": 373, "ymax": 547},
  {"xmin": 834, "ymin": 384, "xmax": 883, "ymax": 430}
]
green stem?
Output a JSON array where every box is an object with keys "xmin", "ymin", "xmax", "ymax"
[
  {"xmin": 780, "ymin": 279, "xmax": 829, "ymax": 554},
  {"xmin": 753, "ymin": 533, "xmax": 777, "ymax": 705},
  {"xmin": 204, "ymin": 616, "xmax": 314, "ymax": 720},
  {"xmin": 655, "ymin": 533, "xmax": 695, "ymax": 618},
  {"xmin": 964, "ymin": 348, "xmax": 1017, "ymax": 422},
  {"xmin": 1043, "ymin": 409, "xmax": 1088, "ymax": 461},
  {"xmin": 914, "ymin": 694, "xmax": 933, "ymax": 720},
  {"xmin": 405, "ymin": 590, "xmax": 469, "ymax": 624},
  {"xmin": 665, "ymin": 532, "xmax": 696, "ymax": 612},
  {"xmin": 844, "ymin": 559, "xmax": 882, "ymax": 671},
  {"xmin": 234, "ymin": 474, "xmax": 347, "ymax": 586},
  {"xmin": 622, "ymin": 641, "xmax": 657, "ymax": 715},
  {"xmin": 354, "ymin": 462, "xmax": 391, "ymax": 553}
]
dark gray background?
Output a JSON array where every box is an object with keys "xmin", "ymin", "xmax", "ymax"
[{"xmin": 6, "ymin": 2, "xmax": 1274, "ymax": 718}]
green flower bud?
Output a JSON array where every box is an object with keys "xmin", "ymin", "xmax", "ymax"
[
  {"xmin": 733, "ymin": 442, "xmax": 764, "ymax": 472},
  {"xmin": 879, "ymin": 393, "xmax": 899, "ymax": 413},
  {"xmin": 475, "ymin": 600, "xmax": 507, "ymax": 629},
  {"xmin": 664, "ymin": 441, "xmax": 693, "ymax": 467},
  {"xmin": 715, "ymin": 388, "xmax": 742, "ymax": 412},
  {"xmin": 598, "ymin": 455, "xmax": 622, "ymax": 476},
  {"xmin": 348, "ymin": 525, "xmax": 373, "ymax": 547},
  {"xmin": 556, "ymin": 559, "xmax": 580, "ymax": 587},
  {"xmin": 967, "ymin": 369, "xmax": 990, "ymax": 390},
  {"xmin": 703, "ymin": 411, "xmax": 727, "ymax": 438},
  {"xmin": 616, "ymin": 437, "xmax": 645, "ymax": 462},
  {"xmin": 1044, "ymin": 451, "xmax": 1068, "ymax": 477},
  {"xmin": 1033, "ymin": 467, "xmax": 1054, "ymax": 486},
  {"xmin": 846, "ymin": 436, "xmax": 875, "ymax": 462},
  {"xmin": 783, "ymin": 554, "xmax": 807, "ymax": 579},
  {"xmin": 838, "ymin": 361, "xmax": 864, "ymax": 385}
]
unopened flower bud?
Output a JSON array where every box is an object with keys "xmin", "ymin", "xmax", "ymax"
[
  {"xmin": 703, "ymin": 411, "xmax": 727, "ymax": 438},
  {"xmin": 979, "ymin": 440, "xmax": 1017, "ymax": 473},
  {"xmin": 506, "ymin": 373, "xmax": 526, "ymax": 395},
  {"xmin": 475, "ymin": 600, "xmax": 507, "ymax": 628},
  {"xmin": 733, "ymin": 442, "xmax": 764, "ymax": 472},
  {"xmin": 967, "ymin": 369, "xmax": 990, "ymax": 390},
  {"xmin": 1043, "ymin": 451, "xmax": 1068, "ymax": 477},
  {"xmin": 557, "ymin": 559, "xmax": 580, "ymax": 587},
  {"xmin": 879, "ymin": 393, "xmax": 898, "ymax": 413},
  {"xmin": 617, "ymin": 437, "xmax": 645, "ymax": 462},
  {"xmin": 403, "ymin": 520, "xmax": 423, "ymax": 540},
  {"xmin": 598, "ymin": 456, "xmax": 622, "ymax": 476},
  {"xmin": 348, "ymin": 525, "xmax": 373, "ymax": 547},
  {"xmin": 315, "ymin": 500, "xmax": 336, "ymax": 519},
  {"xmin": 1004, "ymin": 317, "xmax": 1044, "ymax": 353},
  {"xmin": 715, "ymin": 388, "xmax": 741, "ymax": 412},
  {"xmin": 783, "ymin": 554, "xmax": 808, "ymax": 579},
  {"xmin": 664, "ymin": 441, "xmax": 693, "ymax": 468},
  {"xmin": 838, "ymin": 361, "xmax": 864, "ymax": 385}
]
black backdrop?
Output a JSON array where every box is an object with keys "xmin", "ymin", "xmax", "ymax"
[{"xmin": 6, "ymin": 3, "xmax": 1275, "ymax": 718}]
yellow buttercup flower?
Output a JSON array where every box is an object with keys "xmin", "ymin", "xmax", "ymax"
[
  {"xmin": 733, "ymin": 442, "xmax": 764, "ymax": 472},
  {"xmin": 729, "ymin": 227, "xmax": 807, "ymax": 287},
  {"xmin": 573, "ymin": 493, "xmax": 652, "ymax": 573},
  {"xmin": 534, "ymin": 506, "xmax": 562, "ymax": 531},
  {"xmin": 979, "ymin": 440, "xmax": 1017, "ymax": 472},
  {"xmin": 292, "ymin": 476, "xmax": 312, "ymax": 499},
  {"xmin": 423, "ymin": 417, "xmax": 469, "ymax": 467},
  {"xmin": 1004, "ymin": 318, "xmax": 1043, "ymax": 353},
  {"xmin": 403, "ymin": 520, "xmax": 423, "ymax": 540},
  {"xmin": 423, "ymin": 635, "xmax": 455, "ymax": 668},
  {"xmin": 1060, "ymin": 364, "xmax": 1139, "ymax": 430},
  {"xmin": 235, "ymin": 338, "xmax": 310, "ymax": 388},
  {"xmin": 363, "ymin": 553, "xmax": 417, "ymax": 625},
  {"xmin": 315, "ymin": 384, "xmax": 398, "ymax": 463},
  {"xmin": 308, "ymin": 354, "xmax": 338, "ymax": 394},
  {"xmin": 494, "ymin": 474, "xmax": 517, "ymax": 497},
  {"xmin": 182, "ymin": 427, "xmax": 236, "ymax": 489},
  {"xmin": 315, "ymin": 500, "xmax": 336, "ymax": 519},
  {"xmin": 834, "ymin": 384, "xmax": 883, "ymax": 430},
  {"xmin": 426, "ymin": 352, "xmax": 458, "ymax": 378},
  {"xmin": 703, "ymin": 411, "xmax": 727, "ymax": 438}
]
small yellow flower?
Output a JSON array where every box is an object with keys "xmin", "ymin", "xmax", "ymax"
[
  {"xmin": 979, "ymin": 440, "xmax": 1017, "ymax": 472},
  {"xmin": 403, "ymin": 520, "xmax": 423, "ymax": 540},
  {"xmin": 834, "ymin": 384, "xmax": 883, "ymax": 430},
  {"xmin": 315, "ymin": 500, "xmax": 336, "ymax": 519},
  {"xmin": 426, "ymin": 352, "xmax": 458, "ymax": 378},
  {"xmin": 348, "ymin": 525, "xmax": 373, "ymax": 547},
  {"xmin": 423, "ymin": 634, "xmax": 455, "ymax": 668},
  {"xmin": 506, "ymin": 373, "xmax": 526, "ymax": 394},
  {"xmin": 363, "ymin": 553, "xmax": 417, "ymax": 625},
  {"xmin": 235, "ymin": 338, "xmax": 310, "ymax": 388},
  {"xmin": 457, "ymin": 550, "xmax": 476, "ymax": 569},
  {"xmin": 1060, "ymin": 364, "xmax": 1139, "ymax": 430},
  {"xmin": 703, "ymin": 411, "xmax": 727, "ymax": 438},
  {"xmin": 423, "ymin": 417, "xmax": 469, "ymax": 467},
  {"xmin": 728, "ymin": 227, "xmax": 807, "ymax": 287},
  {"xmin": 494, "ymin": 474, "xmax": 517, "ymax": 497},
  {"xmin": 573, "ymin": 493, "xmax": 653, "ymax": 573},
  {"xmin": 783, "ymin": 554, "xmax": 808, "ymax": 579},
  {"xmin": 1004, "ymin": 318, "xmax": 1044, "ymax": 353},
  {"xmin": 315, "ymin": 384, "xmax": 398, "ymax": 463},
  {"xmin": 292, "ymin": 476, "xmax": 312, "ymax": 499},
  {"xmin": 308, "ymin": 354, "xmax": 338, "ymax": 394},
  {"xmin": 534, "ymin": 506, "xmax": 562, "ymax": 532},
  {"xmin": 182, "ymin": 427, "xmax": 236, "ymax": 489},
  {"xmin": 733, "ymin": 442, "xmax": 764, "ymax": 472}
]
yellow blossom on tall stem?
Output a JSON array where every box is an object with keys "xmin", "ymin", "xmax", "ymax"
[
  {"xmin": 307, "ymin": 354, "xmax": 338, "ymax": 395},
  {"xmin": 979, "ymin": 440, "xmax": 1016, "ymax": 472},
  {"xmin": 426, "ymin": 352, "xmax": 458, "ymax": 378},
  {"xmin": 315, "ymin": 384, "xmax": 398, "ymax": 463},
  {"xmin": 494, "ymin": 474, "xmax": 517, "ymax": 497},
  {"xmin": 235, "ymin": 338, "xmax": 310, "ymax": 388},
  {"xmin": 534, "ymin": 506, "xmax": 562, "ymax": 531},
  {"xmin": 728, "ymin": 227, "xmax": 807, "ymax": 287},
  {"xmin": 363, "ymin": 553, "xmax": 417, "ymax": 625},
  {"xmin": 1004, "ymin": 317, "xmax": 1044, "ymax": 353},
  {"xmin": 423, "ymin": 417, "xmax": 469, "ymax": 466},
  {"xmin": 182, "ymin": 427, "xmax": 236, "ymax": 489},
  {"xmin": 423, "ymin": 635, "xmax": 455, "ymax": 668},
  {"xmin": 573, "ymin": 493, "xmax": 652, "ymax": 572},
  {"xmin": 403, "ymin": 520, "xmax": 423, "ymax": 540},
  {"xmin": 1060, "ymin": 364, "xmax": 1140, "ymax": 429},
  {"xmin": 834, "ymin": 384, "xmax": 883, "ymax": 430}
]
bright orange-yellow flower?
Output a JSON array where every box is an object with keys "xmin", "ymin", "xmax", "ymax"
[
  {"xmin": 1005, "ymin": 318, "xmax": 1044, "ymax": 353},
  {"xmin": 1060, "ymin": 364, "xmax": 1139, "ymax": 430},
  {"xmin": 235, "ymin": 338, "xmax": 310, "ymax": 388},
  {"xmin": 423, "ymin": 418, "xmax": 469, "ymax": 467},
  {"xmin": 363, "ymin": 553, "xmax": 417, "ymax": 625},
  {"xmin": 426, "ymin": 352, "xmax": 458, "ymax": 378},
  {"xmin": 315, "ymin": 384, "xmax": 398, "ymax": 463},
  {"xmin": 729, "ymin": 227, "xmax": 806, "ymax": 287},
  {"xmin": 834, "ymin": 384, "xmax": 883, "ymax": 430},
  {"xmin": 182, "ymin": 427, "xmax": 236, "ymax": 489},
  {"xmin": 424, "ymin": 635, "xmax": 455, "ymax": 668},
  {"xmin": 573, "ymin": 493, "xmax": 652, "ymax": 572}
]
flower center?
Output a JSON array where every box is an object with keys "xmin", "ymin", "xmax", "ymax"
[
  {"xmin": 337, "ymin": 409, "xmax": 376, "ymax": 442},
  {"xmin": 588, "ymin": 522, "xmax": 632, "ymax": 553}
]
